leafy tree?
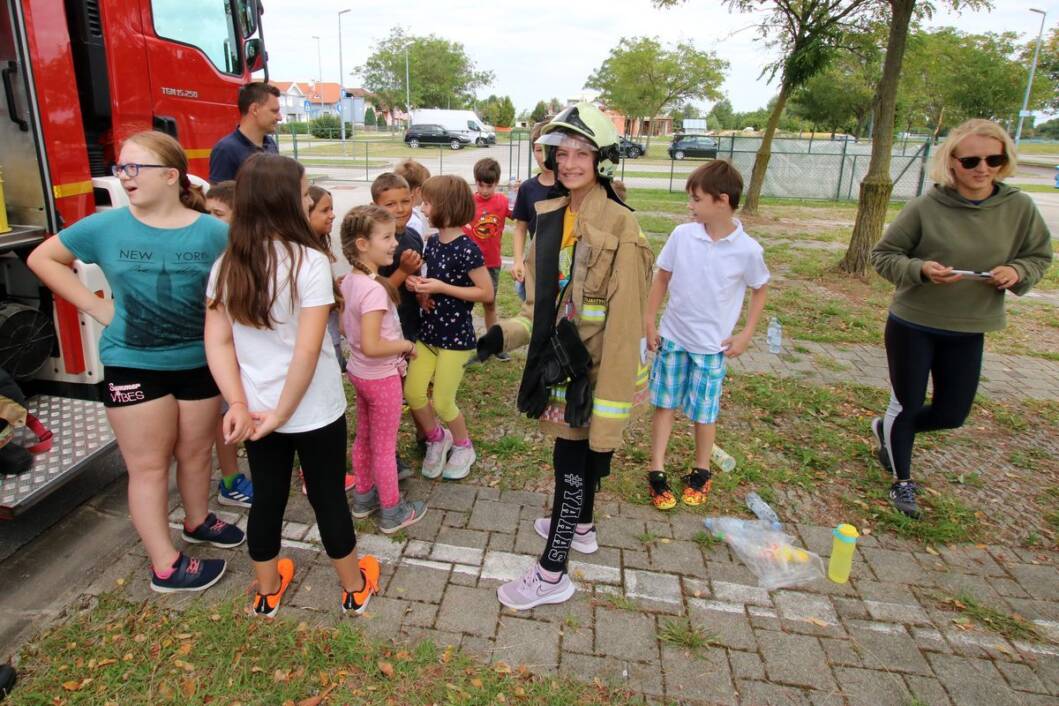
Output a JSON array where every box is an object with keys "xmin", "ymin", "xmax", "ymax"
[
  {"xmin": 548, "ymin": 97, "xmax": 563, "ymax": 114},
  {"xmin": 358, "ymin": 27, "xmax": 494, "ymax": 113},
  {"xmin": 585, "ymin": 36, "xmax": 727, "ymax": 149},
  {"xmin": 1036, "ymin": 117, "xmax": 1059, "ymax": 139},
  {"xmin": 530, "ymin": 100, "xmax": 549, "ymax": 123},
  {"xmin": 363, "ymin": 105, "xmax": 376, "ymax": 126},
  {"xmin": 658, "ymin": 1, "xmax": 876, "ymax": 214},
  {"xmin": 707, "ymin": 98, "xmax": 737, "ymax": 130},
  {"xmin": 479, "ymin": 94, "xmax": 517, "ymax": 127},
  {"xmin": 840, "ymin": 0, "xmax": 991, "ymax": 277},
  {"xmin": 376, "ymin": 111, "xmax": 388, "ymax": 129},
  {"xmin": 790, "ymin": 31, "xmax": 883, "ymax": 137}
]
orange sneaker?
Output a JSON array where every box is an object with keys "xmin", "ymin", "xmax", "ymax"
[
  {"xmin": 252, "ymin": 557, "xmax": 295, "ymax": 618},
  {"xmin": 648, "ymin": 472, "xmax": 677, "ymax": 511},
  {"xmin": 341, "ymin": 555, "xmax": 380, "ymax": 615},
  {"xmin": 300, "ymin": 468, "xmax": 355, "ymax": 495},
  {"xmin": 681, "ymin": 471, "xmax": 712, "ymax": 507}
]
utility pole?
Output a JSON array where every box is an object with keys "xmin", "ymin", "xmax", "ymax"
[
  {"xmin": 1015, "ymin": 8, "xmax": 1047, "ymax": 146},
  {"xmin": 338, "ymin": 9, "xmax": 350, "ymax": 143}
]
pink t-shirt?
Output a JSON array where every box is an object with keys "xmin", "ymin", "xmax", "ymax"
[{"xmin": 340, "ymin": 272, "xmax": 407, "ymax": 380}]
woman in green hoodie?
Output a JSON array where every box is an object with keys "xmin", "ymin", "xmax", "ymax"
[{"xmin": 870, "ymin": 119, "xmax": 1052, "ymax": 519}]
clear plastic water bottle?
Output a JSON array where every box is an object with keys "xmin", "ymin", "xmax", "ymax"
[
  {"xmin": 767, "ymin": 317, "xmax": 782, "ymax": 354},
  {"xmin": 507, "ymin": 176, "xmax": 517, "ymax": 211},
  {"xmin": 746, "ymin": 491, "xmax": 782, "ymax": 530}
]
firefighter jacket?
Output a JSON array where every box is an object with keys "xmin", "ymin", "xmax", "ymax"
[{"xmin": 498, "ymin": 183, "xmax": 655, "ymax": 452}]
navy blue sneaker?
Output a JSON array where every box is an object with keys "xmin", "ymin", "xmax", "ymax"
[
  {"xmin": 150, "ymin": 553, "xmax": 226, "ymax": 593},
  {"xmin": 217, "ymin": 473, "xmax": 253, "ymax": 508},
  {"xmin": 182, "ymin": 512, "xmax": 245, "ymax": 548}
]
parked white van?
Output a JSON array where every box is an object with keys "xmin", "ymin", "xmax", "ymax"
[{"xmin": 411, "ymin": 109, "xmax": 496, "ymax": 146}]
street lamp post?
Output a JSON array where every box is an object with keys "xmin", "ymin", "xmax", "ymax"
[
  {"xmin": 1015, "ymin": 8, "xmax": 1047, "ymax": 146},
  {"xmin": 338, "ymin": 9, "xmax": 350, "ymax": 143},
  {"xmin": 405, "ymin": 44, "xmax": 411, "ymax": 128}
]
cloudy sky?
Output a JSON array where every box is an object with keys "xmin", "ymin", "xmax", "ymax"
[{"xmin": 262, "ymin": 0, "xmax": 1057, "ymax": 115}]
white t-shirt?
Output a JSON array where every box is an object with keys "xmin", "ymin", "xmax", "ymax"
[
  {"xmin": 207, "ymin": 245, "xmax": 346, "ymax": 433},
  {"xmin": 657, "ymin": 220, "xmax": 770, "ymax": 355},
  {"xmin": 408, "ymin": 207, "xmax": 436, "ymax": 238}
]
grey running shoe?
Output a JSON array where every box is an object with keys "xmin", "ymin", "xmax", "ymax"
[
  {"xmin": 496, "ymin": 564, "xmax": 576, "ymax": 610},
  {"xmin": 351, "ymin": 486, "xmax": 379, "ymax": 519},
  {"xmin": 396, "ymin": 454, "xmax": 414, "ymax": 481},
  {"xmin": 533, "ymin": 517, "xmax": 598, "ymax": 554},
  {"xmin": 421, "ymin": 428, "xmax": 453, "ymax": 479},
  {"xmin": 889, "ymin": 481, "xmax": 920, "ymax": 519},
  {"xmin": 871, "ymin": 417, "xmax": 894, "ymax": 474},
  {"xmin": 379, "ymin": 499, "xmax": 428, "ymax": 534}
]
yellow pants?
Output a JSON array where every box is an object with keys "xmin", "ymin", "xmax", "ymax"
[{"xmin": 404, "ymin": 342, "xmax": 472, "ymax": 423}]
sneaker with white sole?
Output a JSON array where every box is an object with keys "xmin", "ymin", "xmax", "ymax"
[
  {"xmin": 442, "ymin": 443, "xmax": 476, "ymax": 480},
  {"xmin": 533, "ymin": 517, "xmax": 598, "ymax": 554},
  {"xmin": 351, "ymin": 486, "xmax": 380, "ymax": 518},
  {"xmin": 378, "ymin": 499, "xmax": 428, "ymax": 534},
  {"xmin": 871, "ymin": 417, "xmax": 894, "ymax": 474},
  {"xmin": 421, "ymin": 428, "xmax": 453, "ymax": 479},
  {"xmin": 496, "ymin": 564, "xmax": 576, "ymax": 609}
]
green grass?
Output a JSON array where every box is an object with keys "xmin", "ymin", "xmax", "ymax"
[
  {"xmin": 1012, "ymin": 183, "xmax": 1059, "ymax": 193},
  {"xmin": 657, "ymin": 619, "xmax": 715, "ymax": 653},
  {"xmin": 1018, "ymin": 143, "xmax": 1059, "ymax": 155},
  {"xmin": 10, "ymin": 594, "xmax": 633, "ymax": 705},
  {"xmin": 597, "ymin": 593, "xmax": 639, "ymax": 612},
  {"xmin": 932, "ymin": 592, "xmax": 1043, "ymax": 642},
  {"xmin": 692, "ymin": 530, "xmax": 723, "ymax": 549}
]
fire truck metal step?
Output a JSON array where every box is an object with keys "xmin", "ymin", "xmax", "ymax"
[{"xmin": 1, "ymin": 395, "xmax": 115, "ymax": 519}]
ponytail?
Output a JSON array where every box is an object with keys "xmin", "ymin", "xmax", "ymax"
[{"xmin": 179, "ymin": 174, "xmax": 208, "ymax": 213}]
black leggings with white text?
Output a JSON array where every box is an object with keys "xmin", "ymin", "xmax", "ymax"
[{"xmin": 540, "ymin": 438, "xmax": 612, "ymax": 573}]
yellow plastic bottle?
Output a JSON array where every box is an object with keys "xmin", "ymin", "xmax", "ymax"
[
  {"xmin": 827, "ymin": 523, "xmax": 859, "ymax": 584},
  {"xmin": 0, "ymin": 167, "xmax": 10, "ymax": 234}
]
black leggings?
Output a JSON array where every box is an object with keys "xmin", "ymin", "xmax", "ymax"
[
  {"xmin": 883, "ymin": 316, "xmax": 984, "ymax": 482},
  {"xmin": 540, "ymin": 438, "xmax": 612, "ymax": 573},
  {"xmin": 244, "ymin": 415, "xmax": 356, "ymax": 562}
]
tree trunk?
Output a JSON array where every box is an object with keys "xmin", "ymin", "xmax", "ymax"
[
  {"xmin": 743, "ymin": 80, "xmax": 792, "ymax": 215},
  {"xmin": 840, "ymin": 0, "xmax": 916, "ymax": 276}
]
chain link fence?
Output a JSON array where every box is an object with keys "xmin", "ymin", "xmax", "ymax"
[{"xmin": 279, "ymin": 130, "xmax": 932, "ymax": 202}]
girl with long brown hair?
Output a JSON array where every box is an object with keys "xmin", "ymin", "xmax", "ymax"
[
  {"xmin": 339, "ymin": 205, "xmax": 427, "ymax": 534},
  {"xmin": 205, "ymin": 153, "xmax": 379, "ymax": 617},
  {"xmin": 28, "ymin": 130, "xmax": 243, "ymax": 593}
]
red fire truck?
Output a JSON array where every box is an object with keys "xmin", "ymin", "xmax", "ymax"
[{"xmin": 0, "ymin": 0, "xmax": 267, "ymax": 517}]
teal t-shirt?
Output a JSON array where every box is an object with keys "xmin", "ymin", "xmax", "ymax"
[{"xmin": 59, "ymin": 207, "xmax": 228, "ymax": 370}]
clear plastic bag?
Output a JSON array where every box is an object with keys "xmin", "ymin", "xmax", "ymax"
[{"xmin": 704, "ymin": 517, "xmax": 824, "ymax": 590}]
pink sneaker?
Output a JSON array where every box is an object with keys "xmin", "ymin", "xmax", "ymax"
[
  {"xmin": 421, "ymin": 428, "xmax": 453, "ymax": 479},
  {"xmin": 533, "ymin": 517, "xmax": 598, "ymax": 554},
  {"xmin": 496, "ymin": 564, "xmax": 576, "ymax": 610}
]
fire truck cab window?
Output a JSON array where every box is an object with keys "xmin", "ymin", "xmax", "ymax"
[{"xmin": 151, "ymin": 0, "xmax": 242, "ymax": 75}]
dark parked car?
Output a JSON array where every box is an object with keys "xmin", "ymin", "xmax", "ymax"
[
  {"xmin": 668, "ymin": 135, "xmax": 718, "ymax": 160},
  {"xmin": 618, "ymin": 136, "xmax": 645, "ymax": 159},
  {"xmin": 404, "ymin": 124, "xmax": 469, "ymax": 150}
]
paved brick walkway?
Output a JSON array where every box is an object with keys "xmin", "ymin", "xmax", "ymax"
[
  {"xmin": 729, "ymin": 336, "xmax": 1059, "ymax": 402},
  {"xmin": 78, "ymin": 478, "xmax": 1059, "ymax": 706}
]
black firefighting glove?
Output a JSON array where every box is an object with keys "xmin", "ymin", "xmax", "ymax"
[{"xmin": 467, "ymin": 325, "xmax": 504, "ymax": 366}]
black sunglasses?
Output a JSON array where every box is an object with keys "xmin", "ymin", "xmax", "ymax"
[{"xmin": 952, "ymin": 154, "xmax": 1007, "ymax": 170}]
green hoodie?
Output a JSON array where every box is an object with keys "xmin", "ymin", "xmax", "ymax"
[{"xmin": 871, "ymin": 183, "xmax": 1053, "ymax": 333}]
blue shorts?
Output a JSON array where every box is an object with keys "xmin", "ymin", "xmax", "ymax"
[{"xmin": 649, "ymin": 338, "xmax": 726, "ymax": 424}]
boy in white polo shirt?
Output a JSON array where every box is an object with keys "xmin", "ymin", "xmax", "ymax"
[{"xmin": 644, "ymin": 160, "xmax": 769, "ymax": 510}]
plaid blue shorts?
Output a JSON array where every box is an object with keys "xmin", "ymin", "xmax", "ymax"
[{"xmin": 649, "ymin": 337, "xmax": 726, "ymax": 424}]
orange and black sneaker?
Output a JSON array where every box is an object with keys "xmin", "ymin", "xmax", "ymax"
[
  {"xmin": 648, "ymin": 471, "xmax": 677, "ymax": 511},
  {"xmin": 341, "ymin": 554, "xmax": 381, "ymax": 615},
  {"xmin": 252, "ymin": 557, "xmax": 295, "ymax": 618},
  {"xmin": 681, "ymin": 469, "xmax": 712, "ymax": 507}
]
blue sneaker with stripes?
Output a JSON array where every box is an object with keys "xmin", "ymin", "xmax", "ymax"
[{"xmin": 217, "ymin": 473, "xmax": 253, "ymax": 508}]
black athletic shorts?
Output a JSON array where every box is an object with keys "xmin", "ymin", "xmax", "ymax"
[{"xmin": 103, "ymin": 365, "xmax": 219, "ymax": 408}]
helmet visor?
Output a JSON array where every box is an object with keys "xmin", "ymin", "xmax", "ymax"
[{"xmin": 535, "ymin": 131, "xmax": 597, "ymax": 152}]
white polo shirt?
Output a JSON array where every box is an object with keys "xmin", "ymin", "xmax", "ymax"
[{"xmin": 657, "ymin": 220, "xmax": 770, "ymax": 355}]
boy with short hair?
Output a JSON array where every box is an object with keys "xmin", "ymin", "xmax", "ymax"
[
  {"xmin": 394, "ymin": 159, "xmax": 433, "ymax": 238},
  {"xmin": 511, "ymin": 122, "xmax": 557, "ymax": 300},
  {"xmin": 644, "ymin": 160, "xmax": 769, "ymax": 510},
  {"xmin": 372, "ymin": 172, "xmax": 425, "ymax": 474},
  {"xmin": 464, "ymin": 157, "xmax": 513, "ymax": 359},
  {"xmin": 205, "ymin": 180, "xmax": 236, "ymax": 222}
]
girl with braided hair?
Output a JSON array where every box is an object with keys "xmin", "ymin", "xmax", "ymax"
[{"xmin": 339, "ymin": 205, "xmax": 428, "ymax": 534}]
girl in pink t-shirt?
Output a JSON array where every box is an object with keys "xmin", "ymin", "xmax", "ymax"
[{"xmin": 339, "ymin": 205, "xmax": 428, "ymax": 534}]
